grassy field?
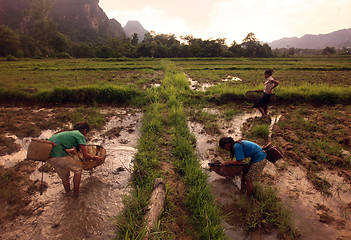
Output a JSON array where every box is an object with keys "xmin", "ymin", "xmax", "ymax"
[
  {"xmin": 1, "ymin": 56, "xmax": 351, "ymax": 239},
  {"xmin": 173, "ymin": 56, "xmax": 351, "ymax": 104},
  {"xmin": 1, "ymin": 56, "xmax": 350, "ymax": 105}
]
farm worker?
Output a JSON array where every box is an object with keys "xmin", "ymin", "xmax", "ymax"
[
  {"xmin": 252, "ymin": 69, "xmax": 279, "ymax": 117},
  {"xmin": 47, "ymin": 122, "xmax": 101, "ymax": 196},
  {"xmin": 219, "ymin": 137, "xmax": 267, "ymax": 197}
]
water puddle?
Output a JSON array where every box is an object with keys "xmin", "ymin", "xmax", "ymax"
[
  {"xmin": 187, "ymin": 76, "xmax": 216, "ymax": 91},
  {"xmin": 1, "ymin": 108, "xmax": 142, "ymax": 240},
  {"xmin": 222, "ymin": 76, "xmax": 242, "ymax": 82}
]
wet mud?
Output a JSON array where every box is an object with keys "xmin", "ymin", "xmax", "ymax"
[
  {"xmin": 2, "ymin": 104, "xmax": 351, "ymax": 239},
  {"xmin": 0, "ymin": 107, "xmax": 142, "ymax": 240},
  {"xmin": 188, "ymin": 107, "xmax": 351, "ymax": 240}
]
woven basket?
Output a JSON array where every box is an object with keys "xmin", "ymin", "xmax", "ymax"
[
  {"xmin": 73, "ymin": 145, "xmax": 106, "ymax": 170},
  {"xmin": 27, "ymin": 139, "xmax": 54, "ymax": 161},
  {"xmin": 262, "ymin": 142, "xmax": 283, "ymax": 163},
  {"xmin": 208, "ymin": 162, "xmax": 247, "ymax": 178}
]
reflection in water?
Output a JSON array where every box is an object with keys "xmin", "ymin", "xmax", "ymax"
[
  {"xmin": 187, "ymin": 76, "xmax": 216, "ymax": 91},
  {"xmin": 1, "ymin": 108, "xmax": 142, "ymax": 240}
]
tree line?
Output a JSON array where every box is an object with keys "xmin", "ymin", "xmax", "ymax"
[
  {"xmin": 0, "ymin": 0, "xmax": 349, "ymax": 59},
  {"xmin": 0, "ymin": 22, "xmax": 274, "ymax": 59}
]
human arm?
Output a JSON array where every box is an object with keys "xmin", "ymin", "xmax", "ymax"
[
  {"xmin": 221, "ymin": 142, "xmax": 245, "ymax": 166},
  {"xmin": 79, "ymin": 144, "xmax": 101, "ymax": 161},
  {"xmin": 221, "ymin": 159, "xmax": 243, "ymax": 166},
  {"xmin": 270, "ymin": 79, "xmax": 279, "ymax": 90}
]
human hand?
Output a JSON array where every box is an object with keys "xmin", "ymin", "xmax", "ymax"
[
  {"xmin": 220, "ymin": 161, "xmax": 228, "ymax": 166},
  {"xmin": 66, "ymin": 148, "xmax": 75, "ymax": 154},
  {"xmin": 93, "ymin": 156, "xmax": 102, "ymax": 161}
]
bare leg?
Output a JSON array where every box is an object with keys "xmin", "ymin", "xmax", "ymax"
[
  {"xmin": 258, "ymin": 107, "xmax": 267, "ymax": 117},
  {"xmin": 62, "ymin": 177, "xmax": 71, "ymax": 193},
  {"xmin": 246, "ymin": 179, "xmax": 254, "ymax": 197},
  {"xmin": 263, "ymin": 107, "xmax": 268, "ymax": 116},
  {"xmin": 241, "ymin": 168, "xmax": 248, "ymax": 193},
  {"xmin": 73, "ymin": 171, "xmax": 82, "ymax": 196}
]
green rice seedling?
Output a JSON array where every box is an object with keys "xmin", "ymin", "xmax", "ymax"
[
  {"xmin": 164, "ymin": 64, "xmax": 226, "ymax": 239},
  {"xmin": 116, "ymin": 102, "xmax": 165, "ymax": 239},
  {"xmin": 238, "ymin": 184, "xmax": 298, "ymax": 238},
  {"xmin": 250, "ymin": 124, "xmax": 270, "ymax": 139},
  {"xmin": 306, "ymin": 172, "xmax": 332, "ymax": 196},
  {"xmin": 56, "ymin": 106, "xmax": 105, "ymax": 129},
  {"xmin": 308, "ymin": 139, "xmax": 343, "ymax": 164},
  {"xmin": 224, "ymin": 108, "xmax": 241, "ymax": 121}
]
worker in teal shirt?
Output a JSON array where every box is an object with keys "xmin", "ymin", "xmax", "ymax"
[{"xmin": 47, "ymin": 122, "xmax": 101, "ymax": 196}]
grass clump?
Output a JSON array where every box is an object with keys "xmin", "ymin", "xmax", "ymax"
[
  {"xmin": 239, "ymin": 184, "xmax": 298, "ymax": 239},
  {"xmin": 250, "ymin": 124, "xmax": 270, "ymax": 139},
  {"xmin": 56, "ymin": 106, "xmax": 105, "ymax": 129},
  {"xmin": 306, "ymin": 172, "xmax": 332, "ymax": 196}
]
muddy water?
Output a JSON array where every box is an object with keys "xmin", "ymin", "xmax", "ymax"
[
  {"xmin": 1, "ymin": 108, "xmax": 142, "ymax": 240},
  {"xmin": 187, "ymin": 75, "xmax": 243, "ymax": 92},
  {"xmin": 272, "ymin": 162, "xmax": 351, "ymax": 240},
  {"xmin": 188, "ymin": 109, "xmax": 264, "ymax": 239},
  {"xmin": 189, "ymin": 108, "xmax": 351, "ymax": 240}
]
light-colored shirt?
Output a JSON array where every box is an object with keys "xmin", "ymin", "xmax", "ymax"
[{"xmin": 263, "ymin": 76, "xmax": 276, "ymax": 94}]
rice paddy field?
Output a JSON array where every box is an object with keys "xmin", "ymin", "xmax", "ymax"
[{"xmin": 1, "ymin": 56, "xmax": 351, "ymax": 240}]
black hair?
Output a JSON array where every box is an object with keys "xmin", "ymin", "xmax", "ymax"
[
  {"xmin": 219, "ymin": 137, "xmax": 244, "ymax": 159},
  {"xmin": 264, "ymin": 69, "xmax": 274, "ymax": 76},
  {"xmin": 73, "ymin": 121, "xmax": 90, "ymax": 134},
  {"xmin": 55, "ymin": 121, "xmax": 90, "ymax": 135}
]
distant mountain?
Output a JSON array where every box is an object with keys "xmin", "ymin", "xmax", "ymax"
[
  {"xmin": 123, "ymin": 20, "xmax": 149, "ymax": 42},
  {"xmin": 0, "ymin": 0, "xmax": 125, "ymax": 42},
  {"xmin": 51, "ymin": 0, "xmax": 124, "ymax": 41},
  {"xmin": 269, "ymin": 28, "xmax": 351, "ymax": 49}
]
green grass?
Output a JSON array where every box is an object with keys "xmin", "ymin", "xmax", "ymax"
[
  {"xmin": 1, "ymin": 57, "xmax": 351, "ymax": 105},
  {"xmin": 164, "ymin": 64, "xmax": 225, "ymax": 239},
  {"xmin": 116, "ymin": 60, "xmax": 225, "ymax": 239},
  {"xmin": 172, "ymin": 57, "xmax": 351, "ymax": 104},
  {"xmin": 56, "ymin": 106, "xmax": 106, "ymax": 129},
  {"xmin": 239, "ymin": 184, "xmax": 298, "ymax": 239},
  {"xmin": 250, "ymin": 124, "xmax": 270, "ymax": 139}
]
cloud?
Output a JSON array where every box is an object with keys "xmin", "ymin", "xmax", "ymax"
[
  {"xmin": 100, "ymin": 0, "xmax": 351, "ymax": 43},
  {"xmin": 101, "ymin": 0, "xmax": 220, "ymax": 29}
]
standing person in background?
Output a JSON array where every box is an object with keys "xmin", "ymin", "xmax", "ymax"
[
  {"xmin": 219, "ymin": 137, "xmax": 267, "ymax": 197},
  {"xmin": 253, "ymin": 69, "xmax": 279, "ymax": 117},
  {"xmin": 47, "ymin": 122, "xmax": 101, "ymax": 196}
]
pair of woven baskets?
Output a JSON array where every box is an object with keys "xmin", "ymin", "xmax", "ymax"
[{"xmin": 27, "ymin": 139, "xmax": 106, "ymax": 170}]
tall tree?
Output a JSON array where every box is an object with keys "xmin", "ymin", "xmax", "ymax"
[
  {"xmin": 0, "ymin": 25, "xmax": 20, "ymax": 56},
  {"xmin": 241, "ymin": 32, "xmax": 259, "ymax": 57}
]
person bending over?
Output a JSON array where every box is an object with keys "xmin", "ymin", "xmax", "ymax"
[
  {"xmin": 47, "ymin": 122, "xmax": 101, "ymax": 196},
  {"xmin": 219, "ymin": 137, "xmax": 267, "ymax": 197}
]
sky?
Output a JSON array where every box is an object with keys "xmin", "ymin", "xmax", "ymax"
[{"xmin": 99, "ymin": 0, "xmax": 351, "ymax": 44}]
